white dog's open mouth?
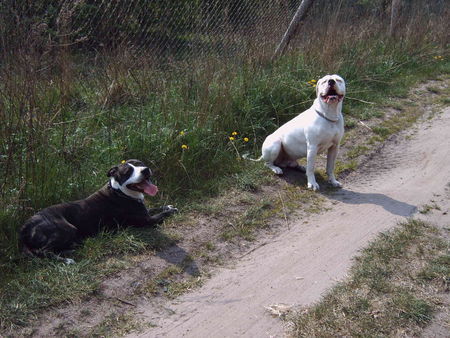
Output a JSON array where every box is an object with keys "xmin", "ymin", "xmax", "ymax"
[{"xmin": 321, "ymin": 88, "xmax": 344, "ymax": 104}]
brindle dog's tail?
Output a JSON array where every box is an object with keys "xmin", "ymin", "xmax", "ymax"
[{"xmin": 21, "ymin": 243, "xmax": 75, "ymax": 264}]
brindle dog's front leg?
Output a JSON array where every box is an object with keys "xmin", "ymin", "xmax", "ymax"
[{"xmin": 147, "ymin": 205, "xmax": 178, "ymax": 225}]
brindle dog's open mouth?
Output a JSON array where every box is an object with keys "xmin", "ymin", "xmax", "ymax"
[
  {"xmin": 321, "ymin": 88, "xmax": 344, "ymax": 104},
  {"xmin": 127, "ymin": 179, "xmax": 158, "ymax": 196}
]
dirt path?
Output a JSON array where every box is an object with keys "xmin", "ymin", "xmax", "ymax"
[{"xmin": 129, "ymin": 105, "xmax": 450, "ymax": 337}]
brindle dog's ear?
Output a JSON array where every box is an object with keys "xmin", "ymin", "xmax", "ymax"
[{"xmin": 107, "ymin": 166, "xmax": 119, "ymax": 177}]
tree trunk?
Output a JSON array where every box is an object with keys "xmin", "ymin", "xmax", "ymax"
[{"xmin": 273, "ymin": 0, "xmax": 316, "ymax": 60}]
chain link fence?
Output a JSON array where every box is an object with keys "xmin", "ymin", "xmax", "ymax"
[
  {"xmin": 2, "ymin": 0, "xmax": 448, "ymax": 68},
  {"xmin": 1, "ymin": 0, "xmax": 301, "ymax": 64}
]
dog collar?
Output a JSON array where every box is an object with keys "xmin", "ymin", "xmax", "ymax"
[
  {"xmin": 315, "ymin": 110, "xmax": 339, "ymax": 123},
  {"xmin": 108, "ymin": 183, "xmax": 144, "ymax": 203}
]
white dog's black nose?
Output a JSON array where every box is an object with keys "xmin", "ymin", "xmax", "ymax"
[{"xmin": 328, "ymin": 79, "xmax": 335, "ymax": 86}]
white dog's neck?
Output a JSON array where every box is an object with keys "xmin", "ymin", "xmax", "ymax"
[{"xmin": 313, "ymin": 98, "xmax": 342, "ymax": 122}]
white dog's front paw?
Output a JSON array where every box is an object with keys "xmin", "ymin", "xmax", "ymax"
[
  {"xmin": 64, "ymin": 258, "xmax": 76, "ymax": 265},
  {"xmin": 329, "ymin": 179, "xmax": 342, "ymax": 188},
  {"xmin": 307, "ymin": 181, "xmax": 320, "ymax": 191}
]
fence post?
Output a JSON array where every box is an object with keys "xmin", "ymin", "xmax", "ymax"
[
  {"xmin": 273, "ymin": 0, "xmax": 315, "ymax": 60},
  {"xmin": 389, "ymin": 0, "xmax": 402, "ymax": 37}
]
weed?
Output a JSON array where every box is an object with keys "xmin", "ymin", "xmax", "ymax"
[
  {"xmin": 391, "ymin": 291, "xmax": 433, "ymax": 325},
  {"xmin": 372, "ymin": 126, "xmax": 391, "ymax": 138},
  {"xmin": 141, "ymin": 262, "xmax": 204, "ymax": 299},
  {"xmin": 417, "ymin": 254, "xmax": 450, "ymax": 283},
  {"xmin": 346, "ymin": 145, "xmax": 370, "ymax": 159},
  {"xmin": 90, "ymin": 312, "xmax": 145, "ymax": 337},
  {"xmin": 221, "ymin": 199, "xmax": 274, "ymax": 241},
  {"xmin": 419, "ymin": 203, "xmax": 441, "ymax": 214},
  {"xmin": 426, "ymin": 86, "xmax": 442, "ymax": 94}
]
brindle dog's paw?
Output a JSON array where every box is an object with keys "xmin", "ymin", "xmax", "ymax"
[
  {"xmin": 163, "ymin": 205, "xmax": 178, "ymax": 214},
  {"xmin": 64, "ymin": 258, "xmax": 76, "ymax": 265}
]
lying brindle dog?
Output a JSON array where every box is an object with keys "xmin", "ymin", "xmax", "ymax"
[{"xmin": 20, "ymin": 159, "xmax": 177, "ymax": 263}]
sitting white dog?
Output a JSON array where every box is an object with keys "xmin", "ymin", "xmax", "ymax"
[{"xmin": 252, "ymin": 74, "xmax": 346, "ymax": 191}]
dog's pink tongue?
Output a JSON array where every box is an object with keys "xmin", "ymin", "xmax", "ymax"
[{"xmin": 139, "ymin": 181, "xmax": 158, "ymax": 196}]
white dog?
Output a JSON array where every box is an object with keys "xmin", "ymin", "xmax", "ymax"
[{"xmin": 250, "ymin": 74, "xmax": 346, "ymax": 191}]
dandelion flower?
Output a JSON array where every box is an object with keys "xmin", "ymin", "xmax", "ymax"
[
  {"xmin": 179, "ymin": 131, "xmax": 185, "ymax": 136},
  {"xmin": 310, "ymin": 79, "xmax": 317, "ymax": 83},
  {"xmin": 181, "ymin": 144, "xmax": 188, "ymax": 150},
  {"xmin": 232, "ymin": 131, "xmax": 238, "ymax": 136},
  {"xmin": 243, "ymin": 137, "xmax": 249, "ymax": 142},
  {"xmin": 229, "ymin": 136, "xmax": 235, "ymax": 141},
  {"xmin": 121, "ymin": 160, "xmax": 126, "ymax": 164}
]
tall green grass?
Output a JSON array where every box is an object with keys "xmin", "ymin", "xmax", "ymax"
[{"xmin": 1, "ymin": 24, "xmax": 448, "ymax": 258}]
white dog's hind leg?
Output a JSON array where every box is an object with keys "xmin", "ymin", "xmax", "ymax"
[
  {"xmin": 326, "ymin": 145, "xmax": 342, "ymax": 188},
  {"xmin": 262, "ymin": 136, "xmax": 284, "ymax": 175},
  {"xmin": 306, "ymin": 145, "xmax": 320, "ymax": 191},
  {"xmin": 287, "ymin": 160, "xmax": 306, "ymax": 172}
]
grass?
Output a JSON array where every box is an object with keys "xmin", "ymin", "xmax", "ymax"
[
  {"xmin": 289, "ymin": 219, "xmax": 449, "ymax": 337},
  {"xmin": 89, "ymin": 312, "xmax": 147, "ymax": 338},
  {"xmin": 0, "ymin": 228, "xmax": 178, "ymax": 332},
  {"xmin": 419, "ymin": 203, "xmax": 441, "ymax": 215},
  {"xmin": 52, "ymin": 311, "xmax": 149, "ymax": 338},
  {"xmin": 140, "ymin": 256, "xmax": 205, "ymax": 299},
  {"xmin": 0, "ymin": 3, "xmax": 449, "ymax": 335}
]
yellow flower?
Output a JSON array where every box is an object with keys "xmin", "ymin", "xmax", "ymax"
[
  {"xmin": 243, "ymin": 137, "xmax": 249, "ymax": 142},
  {"xmin": 181, "ymin": 144, "xmax": 188, "ymax": 150},
  {"xmin": 179, "ymin": 131, "xmax": 185, "ymax": 136},
  {"xmin": 229, "ymin": 136, "xmax": 235, "ymax": 141},
  {"xmin": 121, "ymin": 160, "xmax": 126, "ymax": 164},
  {"xmin": 310, "ymin": 79, "xmax": 317, "ymax": 83},
  {"xmin": 232, "ymin": 131, "xmax": 238, "ymax": 136}
]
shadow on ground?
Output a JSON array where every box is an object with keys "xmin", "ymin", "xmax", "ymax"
[
  {"xmin": 129, "ymin": 227, "xmax": 200, "ymax": 276},
  {"xmin": 327, "ymin": 189, "xmax": 417, "ymax": 217},
  {"xmin": 277, "ymin": 167, "xmax": 417, "ymax": 217}
]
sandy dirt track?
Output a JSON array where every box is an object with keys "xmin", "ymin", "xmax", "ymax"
[{"xmin": 130, "ymin": 106, "xmax": 450, "ymax": 338}]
